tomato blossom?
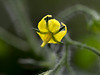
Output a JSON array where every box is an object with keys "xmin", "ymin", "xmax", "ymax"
[{"xmin": 33, "ymin": 15, "xmax": 67, "ymax": 47}]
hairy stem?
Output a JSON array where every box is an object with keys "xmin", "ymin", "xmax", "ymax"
[
  {"xmin": 49, "ymin": 50, "xmax": 66, "ymax": 75},
  {"xmin": 65, "ymin": 45, "xmax": 76, "ymax": 75},
  {"xmin": 65, "ymin": 34, "xmax": 100, "ymax": 57},
  {"xmin": 49, "ymin": 45, "xmax": 75, "ymax": 75}
]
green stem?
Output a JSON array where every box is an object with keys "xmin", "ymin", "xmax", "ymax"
[
  {"xmin": 65, "ymin": 34, "xmax": 100, "ymax": 57},
  {"xmin": 65, "ymin": 45, "xmax": 76, "ymax": 75},
  {"xmin": 49, "ymin": 45, "xmax": 75, "ymax": 75},
  {"xmin": 65, "ymin": 62, "xmax": 75, "ymax": 75},
  {"xmin": 49, "ymin": 50, "xmax": 66, "ymax": 75}
]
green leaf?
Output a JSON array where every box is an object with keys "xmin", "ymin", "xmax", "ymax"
[
  {"xmin": 73, "ymin": 34, "xmax": 100, "ymax": 69},
  {"xmin": 88, "ymin": 19, "xmax": 100, "ymax": 33}
]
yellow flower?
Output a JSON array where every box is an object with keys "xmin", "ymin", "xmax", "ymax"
[{"xmin": 34, "ymin": 15, "xmax": 67, "ymax": 47}]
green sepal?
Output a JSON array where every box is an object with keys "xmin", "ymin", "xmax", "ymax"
[
  {"xmin": 54, "ymin": 26, "xmax": 65, "ymax": 34},
  {"xmin": 32, "ymin": 28, "xmax": 47, "ymax": 34}
]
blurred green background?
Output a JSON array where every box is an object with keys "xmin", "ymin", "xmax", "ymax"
[{"xmin": 0, "ymin": 0, "xmax": 100, "ymax": 75}]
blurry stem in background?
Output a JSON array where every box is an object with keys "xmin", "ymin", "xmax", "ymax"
[
  {"xmin": 56, "ymin": 4, "xmax": 100, "ymax": 22},
  {"xmin": 0, "ymin": 27, "xmax": 29, "ymax": 51},
  {"xmin": 1, "ymin": 0, "xmax": 46, "ymax": 59},
  {"xmin": 65, "ymin": 34, "xmax": 100, "ymax": 57},
  {"xmin": 18, "ymin": 58, "xmax": 53, "ymax": 69}
]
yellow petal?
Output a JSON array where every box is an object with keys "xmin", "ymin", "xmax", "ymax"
[
  {"xmin": 38, "ymin": 15, "xmax": 52, "ymax": 32},
  {"xmin": 42, "ymin": 15, "xmax": 52, "ymax": 20},
  {"xmin": 48, "ymin": 22, "xmax": 67, "ymax": 43},
  {"xmin": 48, "ymin": 19, "xmax": 60, "ymax": 33},
  {"xmin": 48, "ymin": 38, "xmax": 57, "ymax": 43},
  {"xmin": 37, "ymin": 32, "xmax": 52, "ymax": 47},
  {"xmin": 38, "ymin": 19, "xmax": 48, "ymax": 32},
  {"xmin": 54, "ymin": 31, "xmax": 66, "ymax": 42},
  {"xmin": 54, "ymin": 22, "xmax": 67, "ymax": 42},
  {"xmin": 37, "ymin": 32, "xmax": 45, "ymax": 41}
]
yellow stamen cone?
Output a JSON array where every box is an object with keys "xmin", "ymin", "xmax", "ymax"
[
  {"xmin": 41, "ymin": 42, "xmax": 47, "ymax": 47},
  {"xmin": 41, "ymin": 33, "xmax": 52, "ymax": 47}
]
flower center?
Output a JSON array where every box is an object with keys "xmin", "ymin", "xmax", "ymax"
[{"xmin": 41, "ymin": 33, "xmax": 52, "ymax": 47}]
